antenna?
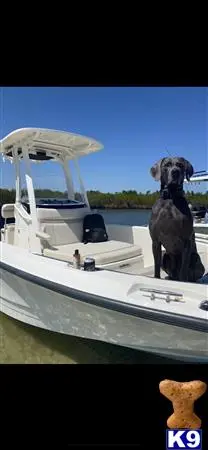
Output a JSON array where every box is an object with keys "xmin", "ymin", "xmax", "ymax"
[{"xmin": 165, "ymin": 148, "xmax": 172, "ymax": 157}]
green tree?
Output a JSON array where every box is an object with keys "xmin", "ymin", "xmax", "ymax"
[{"xmin": 1, "ymin": 188, "xmax": 207, "ymax": 210}]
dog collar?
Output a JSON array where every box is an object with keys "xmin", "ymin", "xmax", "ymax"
[{"xmin": 160, "ymin": 185, "xmax": 184, "ymax": 200}]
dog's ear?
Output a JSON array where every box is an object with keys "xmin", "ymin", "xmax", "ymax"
[
  {"xmin": 181, "ymin": 158, "xmax": 194, "ymax": 181},
  {"xmin": 150, "ymin": 158, "xmax": 164, "ymax": 181}
]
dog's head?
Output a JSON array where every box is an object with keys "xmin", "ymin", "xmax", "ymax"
[{"xmin": 150, "ymin": 157, "xmax": 194, "ymax": 186}]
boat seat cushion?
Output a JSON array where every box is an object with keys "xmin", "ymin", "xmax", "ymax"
[
  {"xmin": 41, "ymin": 220, "xmax": 83, "ymax": 246},
  {"xmin": 43, "ymin": 240, "xmax": 142, "ymax": 266},
  {"xmin": 37, "ymin": 206, "xmax": 90, "ymax": 246}
]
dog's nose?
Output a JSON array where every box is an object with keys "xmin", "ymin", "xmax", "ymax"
[{"xmin": 172, "ymin": 168, "xmax": 180, "ymax": 178}]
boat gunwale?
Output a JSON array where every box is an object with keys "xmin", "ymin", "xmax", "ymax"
[{"xmin": 0, "ymin": 260, "xmax": 207, "ymax": 334}]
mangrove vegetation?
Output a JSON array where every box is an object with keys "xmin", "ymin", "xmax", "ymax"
[{"xmin": 1, "ymin": 188, "xmax": 208, "ymax": 209}]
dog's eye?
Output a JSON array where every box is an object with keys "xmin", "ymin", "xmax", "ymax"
[
  {"xmin": 165, "ymin": 162, "xmax": 172, "ymax": 167},
  {"xmin": 176, "ymin": 163, "xmax": 183, "ymax": 169}
]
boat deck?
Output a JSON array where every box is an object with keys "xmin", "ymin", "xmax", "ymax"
[
  {"xmin": 137, "ymin": 244, "xmax": 208, "ymax": 281},
  {"xmin": 137, "ymin": 265, "xmax": 208, "ymax": 283}
]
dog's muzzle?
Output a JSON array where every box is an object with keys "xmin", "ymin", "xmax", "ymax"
[{"xmin": 170, "ymin": 168, "xmax": 181, "ymax": 183}]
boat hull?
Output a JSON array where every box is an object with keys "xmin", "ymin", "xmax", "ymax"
[{"xmin": 0, "ymin": 266, "xmax": 207, "ymax": 362}]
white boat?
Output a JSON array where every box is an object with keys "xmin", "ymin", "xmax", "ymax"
[
  {"xmin": 185, "ymin": 171, "xmax": 208, "ymax": 235},
  {"xmin": 0, "ymin": 128, "xmax": 207, "ymax": 362}
]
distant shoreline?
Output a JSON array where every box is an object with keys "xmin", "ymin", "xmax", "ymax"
[{"xmin": 0, "ymin": 188, "xmax": 207, "ymax": 210}]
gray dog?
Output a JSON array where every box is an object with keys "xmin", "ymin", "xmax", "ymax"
[{"xmin": 149, "ymin": 157, "xmax": 205, "ymax": 282}]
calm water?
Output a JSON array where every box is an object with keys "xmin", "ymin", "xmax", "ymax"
[{"xmin": 0, "ymin": 209, "xmax": 178, "ymax": 364}]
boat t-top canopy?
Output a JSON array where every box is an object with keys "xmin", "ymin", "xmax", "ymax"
[
  {"xmin": 0, "ymin": 128, "xmax": 103, "ymax": 162},
  {"xmin": 0, "ymin": 128, "xmax": 103, "ymax": 233}
]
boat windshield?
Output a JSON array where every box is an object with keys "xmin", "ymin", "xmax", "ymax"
[{"xmin": 20, "ymin": 159, "xmax": 86, "ymax": 207}]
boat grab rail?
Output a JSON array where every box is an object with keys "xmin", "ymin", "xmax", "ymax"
[
  {"xmin": 15, "ymin": 203, "xmax": 32, "ymax": 225},
  {"xmin": 14, "ymin": 204, "xmax": 51, "ymax": 241}
]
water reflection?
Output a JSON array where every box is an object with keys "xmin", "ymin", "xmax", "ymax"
[{"xmin": 0, "ymin": 312, "xmax": 181, "ymax": 364}]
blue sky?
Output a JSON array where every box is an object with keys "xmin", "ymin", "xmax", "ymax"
[{"xmin": 0, "ymin": 87, "xmax": 207, "ymax": 193}]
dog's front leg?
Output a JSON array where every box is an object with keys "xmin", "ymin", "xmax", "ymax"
[
  {"xmin": 152, "ymin": 241, "xmax": 162, "ymax": 278},
  {"xmin": 179, "ymin": 240, "xmax": 191, "ymax": 282}
]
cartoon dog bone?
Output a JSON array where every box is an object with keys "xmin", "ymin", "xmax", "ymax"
[{"xmin": 159, "ymin": 379, "xmax": 207, "ymax": 429}]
